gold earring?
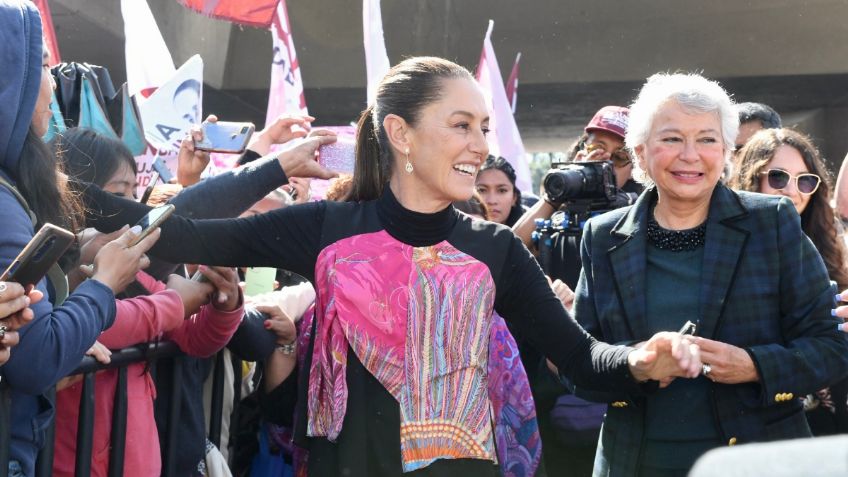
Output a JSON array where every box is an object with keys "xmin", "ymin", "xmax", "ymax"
[{"xmin": 404, "ymin": 148, "xmax": 413, "ymax": 174}]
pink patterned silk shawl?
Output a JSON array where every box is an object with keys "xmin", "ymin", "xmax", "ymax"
[
  {"xmin": 307, "ymin": 230, "xmax": 498, "ymax": 472},
  {"xmin": 291, "ymin": 300, "xmax": 541, "ymax": 476}
]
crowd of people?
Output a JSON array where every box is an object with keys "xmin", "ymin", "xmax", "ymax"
[{"xmin": 2, "ymin": 1, "xmax": 848, "ymax": 477}]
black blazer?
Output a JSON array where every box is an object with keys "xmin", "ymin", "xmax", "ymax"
[{"xmin": 574, "ymin": 184, "xmax": 848, "ymax": 477}]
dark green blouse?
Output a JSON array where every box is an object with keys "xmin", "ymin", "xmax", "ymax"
[{"xmin": 640, "ymin": 243, "xmax": 720, "ymax": 473}]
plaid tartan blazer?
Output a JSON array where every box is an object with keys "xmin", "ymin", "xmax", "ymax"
[{"xmin": 573, "ymin": 183, "xmax": 848, "ymax": 477}]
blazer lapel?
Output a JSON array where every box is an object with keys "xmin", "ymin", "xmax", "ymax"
[
  {"xmin": 698, "ymin": 184, "xmax": 750, "ymax": 339},
  {"xmin": 607, "ymin": 189, "xmax": 653, "ymax": 340}
]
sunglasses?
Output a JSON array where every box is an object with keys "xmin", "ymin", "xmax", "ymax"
[{"xmin": 761, "ymin": 169, "xmax": 821, "ymax": 195}]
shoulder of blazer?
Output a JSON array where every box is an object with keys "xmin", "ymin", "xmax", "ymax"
[{"xmin": 733, "ymin": 189, "xmax": 788, "ymax": 215}]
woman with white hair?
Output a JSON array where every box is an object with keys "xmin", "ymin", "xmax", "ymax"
[{"xmin": 573, "ymin": 73, "xmax": 848, "ymax": 476}]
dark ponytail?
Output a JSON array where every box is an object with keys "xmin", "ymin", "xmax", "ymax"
[
  {"xmin": 347, "ymin": 105, "xmax": 385, "ymax": 201},
  {"xmin": 347, "ymin": 57, "xmax": 474, "ymax": 202}
]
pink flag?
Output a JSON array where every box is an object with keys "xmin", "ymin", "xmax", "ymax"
[
  {"xmin": 121, "ymin": 0, "xmax": 176, "ymax": 101},
  {"xmin": 505, "ymin": 52, "xmax": 521, "ymax": 114},
  {"xmin": 363, "ymin": 0, "xmax": 390, "ymax": 104},
  {"xmin": 32, "ymin": 0, "xmax": 61, "ymax": 65},
  {"xmin": 265, "ymin": 0, "xmax": 308, "ymax": 127},
  {"xmin": 476, "ymin": 20, "xmax": 531, "ymax": 193}
]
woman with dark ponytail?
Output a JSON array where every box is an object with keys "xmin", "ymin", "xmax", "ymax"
[{"xmin": 81, "ymin": 56, "xmax": 702, "ymax": 476}]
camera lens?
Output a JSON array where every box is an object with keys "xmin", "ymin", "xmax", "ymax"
[{"xmin": 240, "ymin": 126, "xmax": 248, "ymax": 134}]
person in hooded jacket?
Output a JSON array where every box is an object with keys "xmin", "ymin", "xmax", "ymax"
[{"xmin": 0, "ymin": 2, "xmax": 156, "ymax": 475}]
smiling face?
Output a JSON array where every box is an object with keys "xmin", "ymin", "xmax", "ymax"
[
  {"xmin": 758, "ymin": 144, "xmax": 813, "ymax": 214},
  {"xmin": 397, "ymin": 77, "xmax": 490, "ymax": 207},
  {"xmin": 476, "ymin": 168, "xmax": 517, "ymax": 224},
  {"xmin": 635, "ymin": 101, "xmax": 726, "ymax": 208}
]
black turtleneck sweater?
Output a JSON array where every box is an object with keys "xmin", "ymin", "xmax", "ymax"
[{"xmin": 83, "ymin": 184, "xmax": 641, "ymax": 476}]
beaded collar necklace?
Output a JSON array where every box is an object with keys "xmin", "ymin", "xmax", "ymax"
[{"xmin": 647, "ymin": 210, "xmax": 706, "ymax": 252}]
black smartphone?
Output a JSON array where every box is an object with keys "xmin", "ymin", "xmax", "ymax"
[
  {"xmin": 139, "ymin": 171, "xmax": 160, "ymax": 204},
  {"xmin": 131, "ymin": 204, "xmax": 175, "ymax": 247},
  {"xmin": 194, "ymin": 121, "xmax": 255, "ymax": 154},
  {"xmin": 1, "ymin": 224, "xmax": 76, "ymax": 289}
]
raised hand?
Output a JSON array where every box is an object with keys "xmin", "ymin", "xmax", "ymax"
[
  {"xmin": 249, "ymin": 114, "xmax": 314, "ymax": 155},
  {"xmin": 195, "ymin": 266, "xmax": 241, "ymax": 312},
  {"xmin": 256, "ymin": 303, "xmax": 297, "ymax": 345},
  {"xmin": 177, "ymin": 114, "xmax": 216, "ymax": 187},
  {"xmin": 88, "ymin": 225, "xmax": 160, "ymax": 294},
  {"xmin": 275, "ymin": 131, "xmax": 339, "ymax": 180},
  {"xmin": 166, "ymin": 274, "xmax": 214, "ymax": 317}
]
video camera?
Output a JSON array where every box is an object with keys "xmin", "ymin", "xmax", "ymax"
[
  {"xmin": 534, "ymin": 159, "xmax": 638, "ymax": 283},
  {"xmin": 542, "ymin": 159, "xmax": 617, "ymax": 208}
]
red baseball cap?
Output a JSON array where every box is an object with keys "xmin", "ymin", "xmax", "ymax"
[{"xmin": 585, "ymin": 106, "xmax": 629, "ymax": 140}]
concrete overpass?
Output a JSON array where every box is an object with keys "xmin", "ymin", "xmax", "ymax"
[{"xmin": 50, "ymin": 0, "xmax": 848, "ymax": 166}]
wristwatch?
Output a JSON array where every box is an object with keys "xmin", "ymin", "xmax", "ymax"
[{"xmin": 276, "ymin": 340, "xmax": 296, "ymax": 355}]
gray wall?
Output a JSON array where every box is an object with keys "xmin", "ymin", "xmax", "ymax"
[{"xmin": 48, "ymin": 0, "xmax": 848, "ymax": 162}]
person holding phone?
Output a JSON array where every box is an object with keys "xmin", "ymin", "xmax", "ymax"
[
  {"xmin": 0, "ymin": 4, "xmax": 161, "ymax": 476},
  {"xmin": 81, "ymin": 57, "xmax": 703, "ymax": 476},
  {"xmin": 0, "ymin": 281, "xmax": 43, "ymax": 366}
]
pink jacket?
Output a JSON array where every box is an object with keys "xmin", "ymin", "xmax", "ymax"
[{"xmin": 53, "ymin": 272, "xmax": 243, "ymax": 477}]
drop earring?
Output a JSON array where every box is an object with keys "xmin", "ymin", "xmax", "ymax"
[{"xmin": 404, "ymin": 148, "xmax": 414, "ymax": 174}]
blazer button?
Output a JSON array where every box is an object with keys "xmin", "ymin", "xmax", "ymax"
[
  {"xmin": 611, "ymin": 401, "xmax": 628, "ymax": 408},
  {"xmin": 774, "ymin": 393, "xmax": 782, "ymax": 402},
  {"xmin": 728, "ymin": 437, "xmax": 737, "ymax": 446},
  {"xmin": 786, "ymin": 393, "xmax": 794, "ymax": 400}
]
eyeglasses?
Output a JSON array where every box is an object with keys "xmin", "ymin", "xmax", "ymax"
[{"xmin": 760, "ymin": 169, "xmax": 821, "ymax": 195}]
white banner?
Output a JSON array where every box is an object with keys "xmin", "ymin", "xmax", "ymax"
[
  {"xmin": 122, "ymin": 0, "xmax": 176, "ymax": 100},
  {"xmin": 265, "ymin": 0, "xmax": 308, "ymax": 128},
  {"xmin": 476, "ymin": 20, "xmax": 531, "ymax": 194},
  {"xmin": 364, "ymin": 0, "xmax": 390, "ymax": 105},
  {"xmin": 138, "ymin": 55, "xmax": 204, "ymax": 153}
]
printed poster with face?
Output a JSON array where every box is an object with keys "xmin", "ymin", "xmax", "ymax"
[{"xmin": 138, "ymin": 55, "xmax": 203, "ymax": 153}]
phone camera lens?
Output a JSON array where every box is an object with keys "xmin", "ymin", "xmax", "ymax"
[{"xmin": 241, "ymin": 126, "xmax": 248, "ymax": 134}]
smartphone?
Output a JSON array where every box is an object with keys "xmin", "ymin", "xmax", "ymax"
[
  {"xmin": 139, "ymin": 171, "xmax": 160, "ymax": 204},
  {"xmin": 1, "ymin": 224, "xmax": 76, "ymax": 288},
  {"xmin": 131, "ymin": 204, "xmax": 175, "ymax": 247},
  {"xmin": 151, "ymin": 156, "xmax": 174, "ymax": 184},
  {"xmin": 317, "ymin": 135, "xmax": 356, "ymax": 174},
  {"xmin": 194, "ymin": 121, "xmax": 255, "ymax": 154}
]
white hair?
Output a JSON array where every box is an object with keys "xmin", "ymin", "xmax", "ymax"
[{"xmin": 625, "ymin": 73, "xmax": 738, "ymax": 184}]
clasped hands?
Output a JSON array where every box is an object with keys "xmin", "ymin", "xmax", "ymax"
[{"xmin": 628, "ymin": 333, "xmax": 758, "ymax": 387}]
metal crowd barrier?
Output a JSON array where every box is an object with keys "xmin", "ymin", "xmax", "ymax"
[{"xmin": 0, "ymin": 341, "xmax": 241, "ymax": 477}]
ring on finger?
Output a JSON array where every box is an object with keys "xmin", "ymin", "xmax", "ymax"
[
  {"xmin": 0, "ymin": 282, "xmax": 6, "ymax": 298},
  {"xmin": 702, "ymin": 363, "xmax": 712, "ymax": 377},
  {"xmin": 0, "ymin": 325, "xmax": 7, "ymax": 339}
]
